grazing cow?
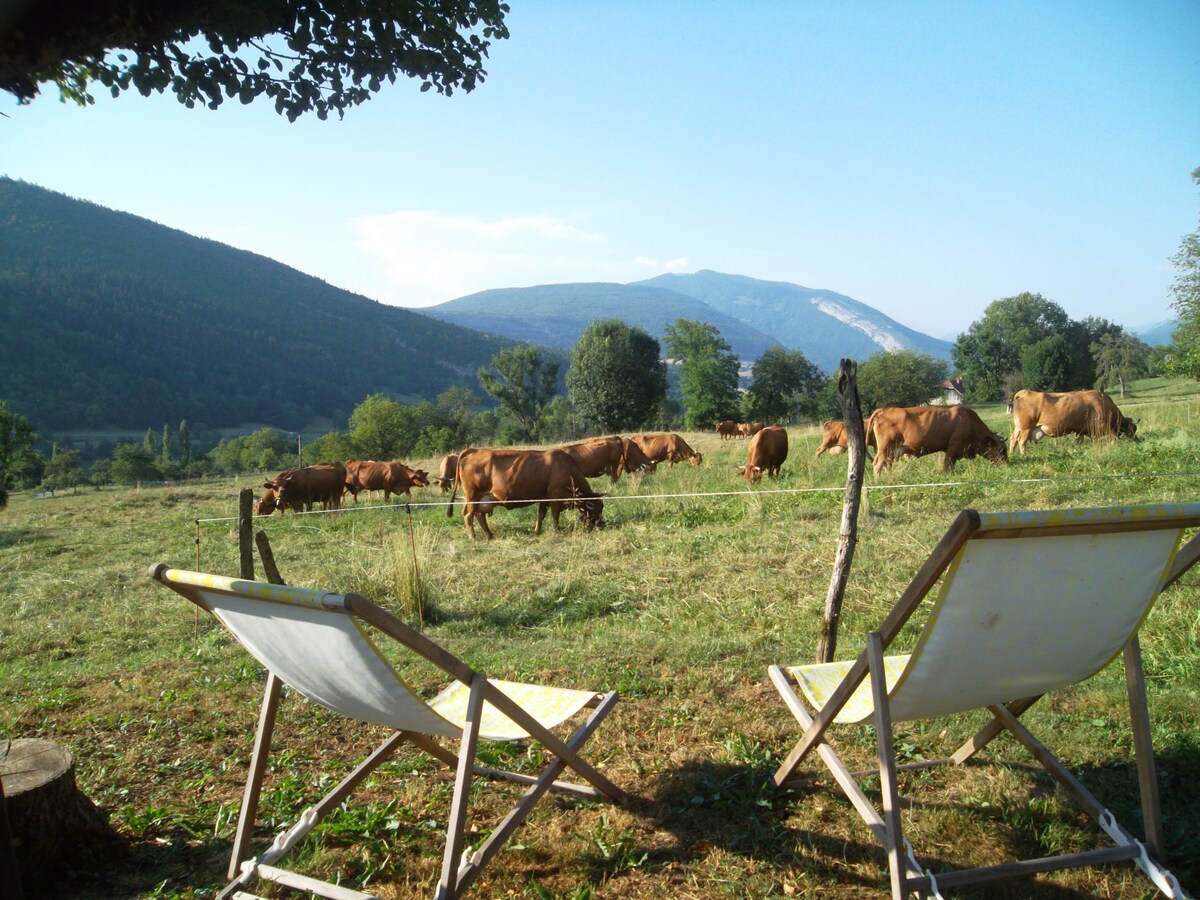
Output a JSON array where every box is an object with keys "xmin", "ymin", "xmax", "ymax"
[
  {"xmin": 814, "ymin": 417, "xmax": 877, "ymax": 459},
  {"xmin": 739, "ymin": 425, "xmax": 788, "ymax": 482},
  {"xmin": 560, "ymin": 436, "xmax": 626, "ymax": 482},
  {"xmin": 815, "ymin": 420, "xmax": 848, "ymax": 458},
  {"xmin": 1009, "ymin": 389, "xmax": 1137, "ymax": 455},
  {"xmin": 264, "ymin": 463, "xmax": 349, "ymax": 513},
  {"xmin": 432, "ymin": 453, "xmax": 458, "ymax": 492},
  {"xmin": 345, "ymin": 460, "xmax": 430, "ymax": 502},
  {"xmin": 449, "ymin": 448, "xmax": 604, "ymax": 540},
  {"xmin": 716, "ymin": 420, "xmax": 739, "ymax": 440},
  {"xmin": 869, "ymin": 406, "xmax": 1007, "ymax": 477},
  {"xmin": 632, "ymin": 433, "xmax": 703, "ymax": 467},
  {"xmin": 255, "ymin": 486, "xmax": 280, "ymax": 516},
  {"xmin": 620, "ymin": 437, "xmax": 658, "ymax": 475},
  {"xmin": 747, "ymin": 421, "xmax": 765, "ymax": 436}
]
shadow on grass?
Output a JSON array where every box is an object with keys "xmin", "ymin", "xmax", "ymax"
[
  {"xmin": 595, "ymin": 755, "xmax": 888, "ymax": 893},
  {"xmin": 0, "ymin": 527, "xmax": 44, "ymax": 549},
  {"xmin": 17, "ymin": 831, "xmax": 229, "ymax": 900}
]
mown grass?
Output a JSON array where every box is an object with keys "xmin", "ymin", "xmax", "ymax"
[{"xmin": 3, "ymin": 380, "xmax": 1200, "ymax": 898}]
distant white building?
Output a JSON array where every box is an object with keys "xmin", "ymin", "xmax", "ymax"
[{"xmin": 931, "ymin": 377, "xmax": 965, "ymax": 405}]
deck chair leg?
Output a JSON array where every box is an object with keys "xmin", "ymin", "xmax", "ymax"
[
  {"xmin": 1124, "ymin": 637, "xmax": 1165, "ymax": 859},
  {"xmin": 868, "ymin": 632, "xmax": 908, "ymax": 900},
  {"xmin": 228, "ymin": 672, "xmax": 283, "ymax": 880},
  {"xmin": 438, "ymin": 674, "xmax": 486, "ymax": 900},
  {"xmin": 455, "ymin": 690, "xmax": 621, "ymax": 896}
]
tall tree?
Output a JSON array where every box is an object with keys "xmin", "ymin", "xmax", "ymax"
[
  {"xmin": 477, "ymin": 346, "xmax": 560, "ymax": 442},
  {"xmin": 744, "ymin": 347, "xmax": 825, "ymax": 423},
  {"xmin": 109, "ymin": 443, "xmax": 160, "ymax": 485},
  {"xmin": 143, "ymin": 427, "xmax": 156, "ymax": 455},
  {"xmin": 1020, "ymin": 334, "xmax": 1073, "ymax": 391},
  {"xmin": 161, "ymin": 423, "xmax": 173, "ymax": 468},
  {"xmin": 347, "ymin": 394, "xmax": 418, "ymax": 459},
  {"xmin": 854, "ymin": 350, "xmax": 949, "ymax": 412},
  {"xmin": 1092, "ymin": 331, "xmax": 1151, "ymax": 397},
  {"xmin": 43, "ymin": 447, "xmax": 84, "ymax": 494},
  {"xmin": 663, "ymin": 319, "xmax": 741, "ymax": 429},
  {"xmin": 567, "ymin": 320, "xmax": 666, "ymax": 433},
  {"xmin": 952, "ymin": 293, "xmax": 1073, "ymax": 401},
  {"xmin": 0, "ymin": 401, "xmax": 40, "ymax": 494},
  {"xmin": 178, "ymin": 419, "xmax": 191, "ymax": 470},
  {"xmin": 2, "ymin": 0, "xmax": 510, "ymax": 121},
  {"xmin": 1167, "ymin": 167, "xmax": 1200, "ymax": 379}
]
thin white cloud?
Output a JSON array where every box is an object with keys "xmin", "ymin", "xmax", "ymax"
[{"xmin": 349, "ymin": 210, "xmax": 687, "ymax": 306}]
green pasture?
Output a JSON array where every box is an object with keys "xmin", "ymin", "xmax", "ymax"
[{"xmin": 3, "ymin": 379, "xmax": 1200, "ymax": 898}]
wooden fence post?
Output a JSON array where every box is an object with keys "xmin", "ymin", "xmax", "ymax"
[
  {"xmin": 816, "ymin": 359, "xmax": 866, "ymax": 663},
  {"xmin": 239, "ymin": 487, "xmax": 255, "ymax": 580}
]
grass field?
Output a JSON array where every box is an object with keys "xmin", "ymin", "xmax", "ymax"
[{"xmin": 4, "ymin": 380, "xmax": 1200, "ymax": 898}]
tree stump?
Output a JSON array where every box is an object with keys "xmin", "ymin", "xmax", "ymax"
[{"xmin": 0, "ymin": 739, "xmax": 124, "ymax": 881}]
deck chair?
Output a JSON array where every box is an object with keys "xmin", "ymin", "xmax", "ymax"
[
  {"xmin": 769, "ymin": 502, "xmax": 1200, "ymax": 899},
  {"xmin": 149, "ymin": 565, "xmax": 627, "ymax": 900}
]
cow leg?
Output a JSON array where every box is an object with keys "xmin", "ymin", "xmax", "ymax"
[{"xmin": 534, "ymin": 502, "xmax": 549, "ymax": 534}]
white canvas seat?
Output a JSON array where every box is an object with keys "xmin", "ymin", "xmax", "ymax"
[
  {"xmin": 150, "ymin": 565, "xmax": 626, "ymax": 900},
  {"xmin": 769, "ymin": 503, "xmax": 1200, "ymax": 898}
]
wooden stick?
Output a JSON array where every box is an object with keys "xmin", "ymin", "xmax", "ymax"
[{"xmin": 817, "ymin": 359, "xmax": 866, "ymax": 664}]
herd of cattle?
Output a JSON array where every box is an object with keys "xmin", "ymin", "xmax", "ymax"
[
  {"xmin": 252, "ymin": 389, "xmax": 1135, "ymax": 539},
  {"xmin": 814, "ymin": 388, "xmax": 1137, "ymax": 477},
  {"xmin": 256, "ymin": 433, "xmax": 705, "ymax": 540}
]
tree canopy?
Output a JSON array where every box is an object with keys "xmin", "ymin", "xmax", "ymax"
[
  {"xmin": 663, "ymin": 319, "xmax": 741, "ymax": 429},
  {"xmin": 477, "ymin": 346, "xmax": 560, "ymax": 442},
  {"xmin": 567, "ymin": 320, "xmax": 666, "ymax": 433},
  {"xmin": 854, "ymin": 350, "xmax": 948, "ymax": 412},
  {"xmin": 0, "ymin": 401, "xmax": 40, "ymax": 493},
  {"xmin": 743, "ymin": 347, "xmax": 824, "ymax": 424},
  {"xmin": 1, "ymin": 0, "xmax": 510, "ymax": 121},
  {"xmin": 1167, "ymin": 168, "xmax": 1200, "ymax": 379}
]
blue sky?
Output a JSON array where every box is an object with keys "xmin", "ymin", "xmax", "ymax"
[{"xmin": 3, "ymin": 2, "xmax": 1197, "ymax": 340}]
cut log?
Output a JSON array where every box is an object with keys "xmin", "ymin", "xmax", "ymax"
[{"xmin": 0, "ymin": 738, "xmax": 124, "ymax": 880}]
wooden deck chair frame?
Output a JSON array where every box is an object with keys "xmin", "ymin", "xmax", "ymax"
[
  {"xmin": 769, "ymin": 503, "xmax": 1200, "ymax": 899},
  {"xmin": 149, "ymin": 564, "xmax": 627, "ymax": 900}
]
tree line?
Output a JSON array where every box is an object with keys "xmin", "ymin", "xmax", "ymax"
[{"xmin": 2, "ymin": 295, "xmax": 1170, "ymax": 500}]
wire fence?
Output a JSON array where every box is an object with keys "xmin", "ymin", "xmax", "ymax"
[{"xmin": 195, "ymin": 469, "xmax": 1200, "ymax": 526}]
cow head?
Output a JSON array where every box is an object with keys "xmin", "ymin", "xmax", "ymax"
[
  {"xmin": 1120, "ymin": 417, "xmax": 1138, "ymax": 439},
  {"xmin": 981, "ymin": 432, "xmax": 1009, "ymax": 466},
  {"xmin": 578, "ymin": 496, "xmax": 605, "ymax": 528},
  {"xmin": 274, "ymin": 475, "xmax": 305, "ymax": 512},
  {"xmin": 256, "ymin": 488, "xmax": 278, "ymax": 516},
  {"xmin": 411, "ymin": 468, "xmax": 431, "ymax": 488},
  {"xmin": 739, "ymin": 464, "xmax": 764, "ymax": 482},
  {"xmin": 689, "ymin": 452, "xmax": 703, "ymax": 466}
]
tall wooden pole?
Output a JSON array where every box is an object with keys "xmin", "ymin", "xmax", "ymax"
[
  {"xmin": 816, "ymin": 359, "xmax": 866, "ymax": 663},
  {"xmin": 238, "ymin": 487, "xmax": 255, "ymax": 580}
]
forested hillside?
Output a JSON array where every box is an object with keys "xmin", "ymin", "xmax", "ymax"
[{"xmin": 0, "ymin": 179, "xmax": 514, "ymax": 432}]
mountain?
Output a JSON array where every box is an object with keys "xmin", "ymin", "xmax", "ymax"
[
  {"xmin": 1132, "ymin": 320, "xmax": 1177, "ymax": 347},
  {"xmin": 636, "ymin": 271, "xmax": 953, "ymax": 371},
  {"xmin": 0, "ymin": 178, "xmax": 514, "ymax": 434},
  {"xmin": 423, "ymin": 282, "xmax": 782, "ymax": 361}
]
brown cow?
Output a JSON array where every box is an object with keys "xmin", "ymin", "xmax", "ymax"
[
  {"xmin": 747, "ymin": 421, "xmax": 765, "ymax": 436},
  {"xmin": 715, "ymin": 420, "xmax": 739, "ymax": 440},
  {"xmin": 560, "ymin": 436, "xmax": 626, "ymax": 482},
  {"xmin": 814, "ymin": 416, "xmax": 877, "ymax": 459},
  {"xmin": 620, "ymin": 437, "xmax": 658, "ymax": 475},
  {"xmin": 815, "ymin": 420, "xmax": 848, "ymax": 458},
  {"xmin": 739, "ymin": 425, "xmax": 788, "ymax": 481},
  {"xmin": 449, "ymin": 448, "xmax": 604, "ymax": 540},
  {"xmin": 870, "ymin": 406, "xmax": 1007, "ymax": 476},
  {"xmin": 1009, "ymin": 389, "xmax": 1137, "ymax": 455},
  {"xmin": 256, "ymin": 468, "xmax": 296, "ymax": 515},
  {"xmin": 264, "ymin": 463, "xmax": 348, "ymax": 513},
  {"xmin": 632, "ymin": 433, "xmax": 703, "ymax": 466},
  {"xmin": 432, "ymin": 453, "xmax": 458, "ymax": 492},
  {"xmin": 345, "ymin": 460, "xmax": 429, "ymax": 502}
]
